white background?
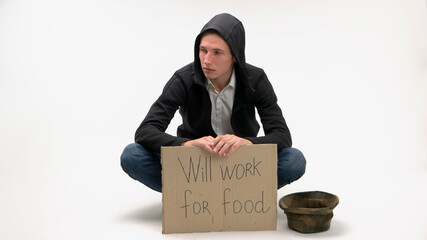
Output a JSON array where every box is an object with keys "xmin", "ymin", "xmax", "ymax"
[{"xmin": 1, "ymin": 0, "xmax": 427, "ymax": 239}]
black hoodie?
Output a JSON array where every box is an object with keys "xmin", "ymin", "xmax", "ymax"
[{"xmin": 135, "ymin": 13, "xmax": 292, "ymax": 153}]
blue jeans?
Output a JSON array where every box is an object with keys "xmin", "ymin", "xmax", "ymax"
[{"xmin": 120, "ymin": 143, "xmax": 306, "ymax": 192}]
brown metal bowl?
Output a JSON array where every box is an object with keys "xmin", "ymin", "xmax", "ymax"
[{"xmin": 279, "ymin": 191, "xmax": 339, "ymax": 233}]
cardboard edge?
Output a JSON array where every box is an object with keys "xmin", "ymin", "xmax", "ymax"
[
  {"xmin": 271, "ymin": 144, "xmax": 278, "ymax": 230},
  {"xmin": 161, "ymin": 147, "xmax": 165, "ymax": 233}
]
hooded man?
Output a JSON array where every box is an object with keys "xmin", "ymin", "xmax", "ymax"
[{"xmin": 121, "ymin": 13, "xmax": 306, "ymax": 192}]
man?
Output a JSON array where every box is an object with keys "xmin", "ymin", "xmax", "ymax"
[{"xmin": 121, "ymin": 13, "xmax": 306, "ymax": 192}]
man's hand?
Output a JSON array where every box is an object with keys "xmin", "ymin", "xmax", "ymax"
[
  {"xmin": 181, "ymin": 136, "xmax": 216, "ymax": 154},
  {"xmin": 181, "ymin": 134, "xmax": 252, "ymax": 157},
  {"xmin": 210, "ymin": 134, "xmax": 252, "ymax": 157}
]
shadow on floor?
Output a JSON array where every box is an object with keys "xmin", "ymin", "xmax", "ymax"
[
  {"xmin": 118, "ymin": 201, "xmax": 162, "ymax": 223},
  {"xmin": 283, "ymin": 219, "xmax": 350, "ymax": 238}
]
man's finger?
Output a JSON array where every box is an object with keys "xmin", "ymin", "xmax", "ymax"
[
  {"xmin": 202, "ymin": 145, "xmax": 216, "ymax": 154},
  {"xmin": 217, "ymin": 141, "xmax": 232, "ymax": 156},
  {"xmin": 212, "ymin": 135, "xmax": 231, "ymax": 151},
  {"xmin": 224, "ymin": 140, "xmax": 242, "ymax": 156},
  {"xmin": 210, "ymin": 135, "xmax": 222, "ymax": 147}
]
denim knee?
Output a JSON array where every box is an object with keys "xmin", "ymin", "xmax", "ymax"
[
  {"xmin": 277, "ymin": 147, "xmax": 307, "ymax": 188},
  {"xmin": 120, "ymin": 143, "xmax": 162, "ymax": 192},
  {"xmin": 120, "ymin": 143, "xmax": 137, "ymax": 173},
  {"xmin": 283, "ymin": 148, "xmax": 306, "ymax": 174},
  {"xmin": 120, "ymin": 143, "xmax": 154, "ymax": 174}
]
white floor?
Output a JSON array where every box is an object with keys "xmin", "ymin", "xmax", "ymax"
[
  {"xmin": 2, "ymin": 152, "xmax": 426, "ymax": 240},
  {"xmin": 1, "ymin": 0, "xmax": 427, "ymax": 239}
]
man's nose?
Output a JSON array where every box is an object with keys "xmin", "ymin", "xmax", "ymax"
[{"xmin": 203, "ymin": 52, "xmax": 212, "ymax": 64}]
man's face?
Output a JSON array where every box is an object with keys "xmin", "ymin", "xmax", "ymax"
[{"xmin": 199, "ymin": 33, "xmax": 236, "ymax": 84}]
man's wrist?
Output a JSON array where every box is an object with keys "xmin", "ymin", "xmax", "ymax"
[
  {"xmin": 181, "ymin": 140, "xmax": 190, "ymax": 146},
  {"xmin": 243, "ymin": 138, "xmax": 253, "ymax": 145}
]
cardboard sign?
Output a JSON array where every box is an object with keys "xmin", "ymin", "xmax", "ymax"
[{"xmin": 161, "ymin": 144, "xmax": 277, "ymax": 234}]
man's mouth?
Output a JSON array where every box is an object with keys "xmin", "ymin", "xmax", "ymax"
[{"xmin": 203, "ymin": 67, "xmax": 215, "ymax": 72}]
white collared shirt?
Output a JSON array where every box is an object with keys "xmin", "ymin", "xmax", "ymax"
[{"xmin": 205, "ymin": 70, "xmax": 236, "ymax": 135}]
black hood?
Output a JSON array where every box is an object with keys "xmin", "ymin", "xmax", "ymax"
[{"xmin": 193, "ymin": 13, "xmax": 252, "ymax": 92}]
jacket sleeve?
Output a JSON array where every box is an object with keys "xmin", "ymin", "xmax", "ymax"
[
  {"xmin": 245, "ymin": 72, "xmax": 292, "ymax": 149},
  {"xmin": 134, "ymin": 74, "xmax": 191, "ymax": 153}
]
